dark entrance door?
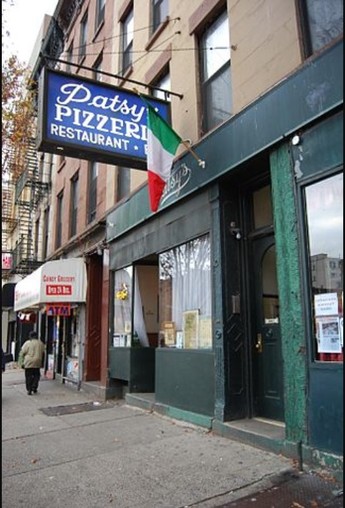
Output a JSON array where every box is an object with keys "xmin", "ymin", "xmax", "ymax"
[{"xmin": 251, "ymin": 235, "xmax": 284, "ymax": 420}]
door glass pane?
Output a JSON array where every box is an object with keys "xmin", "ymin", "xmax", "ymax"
[
  {"xmin": 253, "ymin": 185, "xmax": 273, "ymax": 229},
  {"xmin": 262, "ymin": 245, "xmax": 279, "ymax": 322},
  {"xmin": 305, "ymin": 172, "xmax": 343, "ymax": 362}
]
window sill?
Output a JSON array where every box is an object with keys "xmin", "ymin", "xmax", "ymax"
[
  {"xmin": 145, "ymin": 17, "xmax": 170, "ymax": 51},
  {"xmin": 57, "ymin": 159, "xmax": 66, "ymax": 173},
  {"xmin": 117, "ymin": 65, "xmax": 133, "ymax": 87},
  {"xmin": 93, "ymin": 20, "xmax": 105, "ymax": 41}
]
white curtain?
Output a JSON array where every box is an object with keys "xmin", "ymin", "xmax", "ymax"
[
  {"xmin": 114, "ymin": 268, "xmax": 132, "ymax": 333},
  {"xmin": 134, "ymin": 269, "xmax": 150, "ymax": 347},
  {"xmin": 160, "ymin": 235, "xmax": 211, "ymax": 331}
]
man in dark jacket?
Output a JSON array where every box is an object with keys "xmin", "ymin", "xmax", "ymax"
[{"xmin": 19, "ymin": 331, "xmax": 45, "ymax": 395}]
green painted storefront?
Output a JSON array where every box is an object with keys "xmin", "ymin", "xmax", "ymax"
[{"xmin": 106, "ymin": 41, "xmax": 343, "ymax": 474}]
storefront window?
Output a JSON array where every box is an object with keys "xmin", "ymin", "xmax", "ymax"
[
  {"xmin": 113, "ymin": 266, "xmax": 133, "ymax": 347},
  {"xmin": 159, "ymin": 235, "xmax": 212, "ymax": 349},
  {"xmin": 304, "ymin": 172, "xmax": 343, "ymax": 362}
]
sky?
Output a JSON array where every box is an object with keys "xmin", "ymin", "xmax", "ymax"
[{"xmin": 2, "ymin": 0, "xmax": 58, "ymax": 65}]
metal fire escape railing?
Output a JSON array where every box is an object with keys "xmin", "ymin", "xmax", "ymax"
[{"xmin": 2, "ymin": 137, "xmax": 49, "ymax": 280}]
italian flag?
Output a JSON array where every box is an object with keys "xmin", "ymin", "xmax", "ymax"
[{"xmin": 146, "ymin": 104, "xmax": 181, "ymax": 212}]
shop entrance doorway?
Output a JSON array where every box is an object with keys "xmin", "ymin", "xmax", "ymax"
[{"xmin": 245, "ymin": 183, "xmax": 284, "ymax": 421}]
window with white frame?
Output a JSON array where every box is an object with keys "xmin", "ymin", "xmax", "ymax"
[
  {"xmin": 199, "ymin": 9, "xmax": 232, "ymax": 134},
  {"xmin": 151, "ymin": 70, "xmax": 171, "ymax": 102},
  {"xmin": 159, "ymin": 235, "xmax": 212, "ymax": 349}
]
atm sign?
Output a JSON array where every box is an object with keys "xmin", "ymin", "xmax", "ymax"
[{"xmin": 46, "ymin": 304, "xmax": 71, "ymax": 316}]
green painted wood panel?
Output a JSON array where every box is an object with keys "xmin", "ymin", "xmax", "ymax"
[{"xmin": 155, "ymin": 349, "xmax": 215, "ymax": 416}]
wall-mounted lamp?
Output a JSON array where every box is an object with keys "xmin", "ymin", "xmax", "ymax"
[
  {"xmin": 229, "ymin": 221, "xmax": 242, "ymax": 240},
  {"xmin": 291, "ymin": 134, "xmax": 301, "ymax": 146}
]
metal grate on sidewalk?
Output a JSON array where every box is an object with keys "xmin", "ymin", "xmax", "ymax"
[{"xmin": 216, "ymin": 470, "xmax": 343, "ymax": 508}]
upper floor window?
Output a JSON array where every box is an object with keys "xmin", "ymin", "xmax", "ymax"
[
  {"xmin": 56, "ymin": 192, "xmax": 64, "ymax": 249},
  {"xmin": 79, "ymin": 13, "xmax": 88, "ymax": 60},
  {"xmin": 43, "ymin": 207, "xmax": 50, "ymax": 260},
  {"xmin": 38, "ymin": 154, "xmax": 44, "ymax": 182},
  {"xmin": 199, "ymin": 10, "xmax": 232, "ymax": 134},
  {"xmin": 70, "ymin": 173, "xmax": 79, "ymax": 238},
  {"xmin": 152, "ymin": 0, "xmax": 169, "ymax": 32},
  {"xmin": 34, "ymin": 218, "xmax": 39, "ymax": 260},
  {"xmin": 66, "ymin": 41, "xmax": 73, "ymax": 73},
  {"xmin": 151, "ymin": 71, "xmax": 171, "ymax": 101},
  {"xmin": 88, "ymin": 162, "xmax": 98, "ymax": 224},
  {"xmin": 117, "ymin": 167, "xmax": 131, "ymax": 201},
  {"xmin": 95, "ymin": 0, "xmax": 105, "ymax": 30},
  {"xmin": 121, "ymin": 8, "xmax": 133, "ymax": 75},
  {"xmin": 299, "ymin": 0, "xmax": 343, "ymax": 57},
  {"xmin": 93, "ymin": 53, "xmax": 103, "ymax": 81}
]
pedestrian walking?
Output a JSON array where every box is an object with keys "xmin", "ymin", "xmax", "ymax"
[{"xmin": 18, "ymin": 331, "xmax": 45, "ymax": 395}]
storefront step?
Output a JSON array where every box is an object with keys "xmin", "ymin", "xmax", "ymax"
[{"xmin": 213, "ymin": 418, "xmax": 291, "ymax": 459}]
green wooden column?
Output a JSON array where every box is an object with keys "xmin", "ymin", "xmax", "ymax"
[
  {"xmin": 270, "ymin": 144, "xmax": 307, "ymax": 444},
  {"xmin": 210, "ymin": 186, "xmax": 227, "ymax": 421}
]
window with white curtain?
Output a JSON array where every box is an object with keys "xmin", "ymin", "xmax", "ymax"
[
  {"xmin": 159, "ymin": 235, "xmax": 212, "ymax": 349},
  {"xmin": 113, "ymin": 266, "xmax": 133, "ymax": 347}
]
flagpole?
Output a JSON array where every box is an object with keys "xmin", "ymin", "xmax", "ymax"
[
  {"xmin": 134, "ymin": 88, "xmax": 206, "ymax": 168},
  {"xmin": 180, "ymin": 140, "xmax": 205, "ymax": 168}
]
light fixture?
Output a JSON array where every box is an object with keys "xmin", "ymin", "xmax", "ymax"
[
  {"xmin": 229, "ymin": 221, "xmax": 242, "ymax": 240},
  {"xmin": 291, "ymin": 134, "xmax": 301, "ymax": 146}
]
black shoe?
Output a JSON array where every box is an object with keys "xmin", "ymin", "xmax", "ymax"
[
  {"xmin": 33, "ymin": 390, "xmax": 37, "ymax": 394},
  {"xmin": 27, "ymin": 391, "xmax": 32, "ymax": 395}
]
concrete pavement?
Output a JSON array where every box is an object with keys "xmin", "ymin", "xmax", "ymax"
[{"xmin": 0, "ymin": 367, "xmax": 335, "ymax": 507}]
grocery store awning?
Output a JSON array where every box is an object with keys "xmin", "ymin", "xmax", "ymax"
[{"xmin": 14, "ymin": 258, "xmax": 87, "ymax": 312}]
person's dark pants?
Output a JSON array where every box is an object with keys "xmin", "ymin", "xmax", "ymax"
[{"xmin": 25, "ymin": 368, "xmax": 41, "ymax": 394}]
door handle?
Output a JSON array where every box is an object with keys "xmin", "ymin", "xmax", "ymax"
[{"xmin": 255, "ymin": 333, "xmax": 263, "ymax": 353}]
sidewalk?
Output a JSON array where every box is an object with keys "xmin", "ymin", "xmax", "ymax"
[{"xmin": 2, "ymin": 368, "xmax": 342, "ymax": 508}]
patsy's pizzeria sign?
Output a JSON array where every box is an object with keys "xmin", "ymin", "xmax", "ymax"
[{"xmin": 37, "ymin": 68, "xmax": 171, "ymax": 170}]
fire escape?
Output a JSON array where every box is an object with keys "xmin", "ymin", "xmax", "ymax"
[
  {"xmin": 2, "ymin": 137, "xmax": 49, "ymax": 280},
  {"xmin": 2, "ymin": 0, "xmax": 80, "ymax": 282}
]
